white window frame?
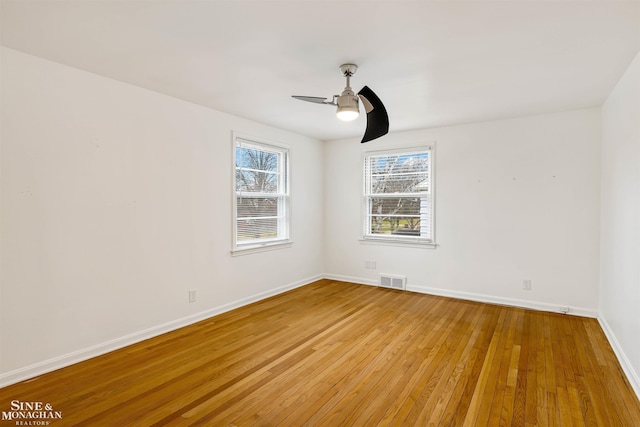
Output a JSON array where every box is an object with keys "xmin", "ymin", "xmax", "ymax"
[
  {"xmin": 361, "ymin": 145, "xmax": 436, "ymax": 248},
  {"xmin": 232, "ymin": 134, "xmax": 291, "ymax": 255}
]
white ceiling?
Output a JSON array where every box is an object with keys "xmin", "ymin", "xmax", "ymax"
[{"xmin": 1, "ymin": 1, "xmax": 639, "ymax": 141}]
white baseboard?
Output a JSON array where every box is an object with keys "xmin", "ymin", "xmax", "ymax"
[
  {"xmin": 323, "ymin": 274, "xmax": 598, "ymax": 318},
  {"xmin": 323, "ymin": 273, "xmax": 377, "ymax": 287},
  {"xmin": 0, "ymin": 274, "xmax": 323, "ymax": 388},
  {"xmin": 407, "ymin": 284, "xmax": 598, "ymax": 318},
  {"xmin": 597, "ymin": 315, "xmax": 640, "ymax": 400}
]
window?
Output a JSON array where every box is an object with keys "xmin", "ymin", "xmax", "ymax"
[
  {"xmin": 233, "ymin": 136, "xmax": 290, "ymax": 252},
  {"xmin": 363, "ymin": 147, "xmax": 434, "ymax": 244}
]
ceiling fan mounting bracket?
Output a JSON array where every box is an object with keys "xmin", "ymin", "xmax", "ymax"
[{"xmin": 339, "ymin": 63, "xmax": 358, "ymax": 77}]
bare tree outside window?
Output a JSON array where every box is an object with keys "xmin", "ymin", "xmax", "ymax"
[{"xmin": 235, "ymin": 148, "xmax": 279, "ymax": 193}]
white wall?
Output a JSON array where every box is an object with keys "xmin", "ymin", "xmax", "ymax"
[
  {"xmin": 325, "ymin": 109, "xmax": 601, "ymax": 315},
  {"xmin": 0, "ymin": 47, "xmax": 324, "ymax": 383},
  {"xmin": 600, "ymin": 51, "xmax": 640, "ymax": 395}
]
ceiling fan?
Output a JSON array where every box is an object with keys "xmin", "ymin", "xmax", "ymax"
[{"xmin": 292, "ymin": 64, "xmax": 389, "ymax": 143}]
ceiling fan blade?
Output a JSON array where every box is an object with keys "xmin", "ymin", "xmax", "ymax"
[
  {"xmin": 357, "ymin": 86, "xmax": 389, "ymax": 143},
  {"xmin": 292, "ymin": 95, "xmax": 333, "ymax": 105}
]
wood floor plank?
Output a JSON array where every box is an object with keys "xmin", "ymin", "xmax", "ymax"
[
  {"xmin": 1, "ymin": 279, "xmax": 639, "ymax": 426},
  {"xmin": 535, "ymin": 312, "xmax": 549, "ymax": 427},
  {"xmin": 488, "ymin": 308, "xmax": 522, "ymax": 427},
  {"xmin": 510, "ymin": 309, "xmax": 530, "ymax": 427},
  {"xmin": 462, "ymin": 307, "xmax": 510, "ymax": 427},
  {"xmin": 524, "ymin": 311, "xmax": 539, "ymax": 425},
  {"xmin": 447, "ymin": 304, "xmax": 502, "ymax": 427}
]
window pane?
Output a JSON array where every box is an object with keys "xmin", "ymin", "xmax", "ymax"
[
  {"xmin": 368, "ymin": 197, "xmax": 423, "ymax": 236},
  {"xmin": 235, "ymin": 146, "xmax": 279, "ymax": 173},
  {"xmin": 235, "ymin": 145, "xmax": 280, "ymax": 193},
  {"xmin": 368, "ymin": 152, "xmax": 429, "ymax": 194},
  {"xmin": 236, "ymin": 197, "xmax": 279, "ymax": 218},
  {"xmin": 235, "ymin": 169, "xmax": 278, "ymax": 192},
  {"xmin": 236, "ymin": 218, "xmax": 279, "ymax": 241}
]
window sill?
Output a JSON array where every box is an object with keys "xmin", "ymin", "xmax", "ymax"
[
  {"xmin": 359, "ymin": 237, "xmax": 437, "ymax": 249},
  {"xmin": 231, "ymin": 240, "xmax": 293, "ymax": 257}
]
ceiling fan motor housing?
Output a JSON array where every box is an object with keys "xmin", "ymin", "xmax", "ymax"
[
  {"xmin": 336, "ymin": 91, "xmax": 359, "ymax": 121},
  {"xmin": 336, "ymin": 64, "xmax": 360, "ymax": 120},
  {"xmin": 337, "ymin": 90, "xmax": 359, "ymax": 109}
]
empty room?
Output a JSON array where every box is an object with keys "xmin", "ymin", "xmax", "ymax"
[{"xmin": 1, "ymin": 1, "xmax": 639, "ymax": 425}]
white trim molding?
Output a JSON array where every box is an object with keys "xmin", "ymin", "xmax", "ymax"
[
  {"xmin": 406, "ymin": 284, "xmax": 598, "ymax": 318},
  {"xmin": 597, "ymin": 315, "xmax": 640, "ymax": 399},
  {"xmin": 323, "ymin": 273, "xmax": 378, "ymax": 287},
  {"xmin": 323, "ymin": 274, "xmax": 598, "ymax": 318}
]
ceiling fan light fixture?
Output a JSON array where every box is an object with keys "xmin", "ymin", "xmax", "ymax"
[
  {"xmin": 336, "ymin": 93, "xmax": 359, "ymax": 121},
  {"xmin": 336, "ymin": 106, "xmax": 359, "ymax": 121}
]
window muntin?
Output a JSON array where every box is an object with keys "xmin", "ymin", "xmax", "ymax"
[
  {"xmin": 364, "ymin": 148, "xmax": 433, "ymax": 243},
  {"xmin": 234, "ymin": 138, "xmax": 289, "ymax": 250}
]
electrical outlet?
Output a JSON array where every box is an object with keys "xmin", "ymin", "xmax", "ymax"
[
  {"xmin": 371, "ymin": 261, "xmax": 377, "ymax": 270},
  {"xmin": 522, "ymin": 280, "xmax": 532, "ymax": 290},
  {"xmin": 189, "ymin": 289, "xmax": 197, "ymax": 303},
  {"xmin": 559, "ymin": 306, "xmax": 569, "ymax": 314}
]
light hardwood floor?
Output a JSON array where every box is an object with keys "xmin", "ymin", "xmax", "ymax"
[{"xmin": 1, "ymin": 279, "xmax": 639, "ymax": 426}]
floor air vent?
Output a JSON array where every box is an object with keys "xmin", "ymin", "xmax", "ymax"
[{"xmin": 379, "ymin": 274, "xmax": 407, "ymax": 290}]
